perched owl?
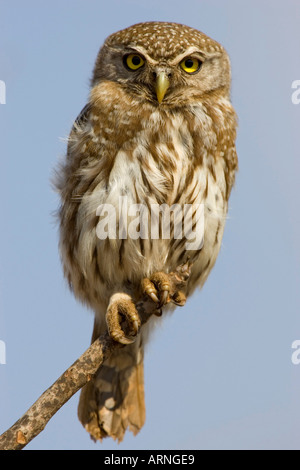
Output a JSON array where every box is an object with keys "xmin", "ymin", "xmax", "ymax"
[{"xmin": 55, "ymin": 21, "xmax": 238, "ymax": 442}]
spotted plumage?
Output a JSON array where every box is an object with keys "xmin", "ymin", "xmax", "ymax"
[{"xmin": 55, "ymin": 21, "xmax": 238, "ymax": 442}]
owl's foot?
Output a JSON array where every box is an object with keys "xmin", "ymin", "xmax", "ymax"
[
  {"xmin": 106, "ymin": 293, "xmax": 141, "ymax": 345},
  {"xmin": 141, "ymin": 271, "xmax": 187, "ymax": 311}
]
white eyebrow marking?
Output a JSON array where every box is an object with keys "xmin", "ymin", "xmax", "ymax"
[
  {"xmin": 168, "ymin": 46, "xmax": 206, "ymax": 65},
  {"xmin": 127, "ymin": 45, "xmax": 160, "ymax": 65}
]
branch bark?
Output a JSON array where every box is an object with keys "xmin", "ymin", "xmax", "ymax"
[{"xmin": 0, "ymin": 261, "xmax": 191, "ymax": 450}]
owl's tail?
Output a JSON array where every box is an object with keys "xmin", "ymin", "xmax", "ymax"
[{"xmin": 78, "ymin": 318, "xmax": 146, "ymax": 443}]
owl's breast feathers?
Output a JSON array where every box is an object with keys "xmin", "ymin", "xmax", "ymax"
[
  {"xmin": 59, "ymin": 80, "xmax": 237, "ymax": 304},
  {"xmin": 69, "ymin": 81, "xmax": 237, "ymax": 199}
]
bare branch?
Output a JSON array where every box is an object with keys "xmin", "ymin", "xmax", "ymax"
[{"xmin": 0, "ymin": 261, "xmax": 191, "ymax": 450}]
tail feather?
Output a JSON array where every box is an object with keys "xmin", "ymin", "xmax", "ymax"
[{"xmin": 78, "ymin": 319, "xmax": 145, "ymax": 442}]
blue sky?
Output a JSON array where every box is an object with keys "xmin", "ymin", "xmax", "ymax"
[{"xmin": 0, "ymin": 0, "xmax": 300, "ymax": 450}]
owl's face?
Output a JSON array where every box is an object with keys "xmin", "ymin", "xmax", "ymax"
[{"xmin": 92, "ymin": 22, "xmax": 231, "ymax": 107}]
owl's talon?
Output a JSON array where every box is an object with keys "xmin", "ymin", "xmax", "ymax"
[
  {"xmin": 172, "ymin": 290, "xmax": 187, "ymax": 306},
  {"xmin": 106, "ymin": 294, "xmax": 140, "ymax": 344},
  {"xmin": 132, "ymin": 319, "xmax": 140, "ymax": 334},
  {"xmin": 149, "ymin": 292, "xmax": 160, "ymax": 304},
  {"xmin": 142, "ymin": 272, "xmax": 171, "ymax": 307},
  {"xmin": 141, "ymin": 278, "xmax": 159, "ymax": 304},
  {"xmin": 161, "ymin": 290, "xmax": 169, "ymax": 306},
  {"xmin": 110, "ymin": 331, "xmax": 134, "ymax": 345}
]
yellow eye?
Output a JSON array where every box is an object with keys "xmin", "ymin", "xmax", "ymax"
[
  {"xmin": 180, "ymin": 57, "xmax": 202, "ymax": 74},
  {"xmin": 125, "ymin": 54, "xmax": 145, "ymax": 70}
]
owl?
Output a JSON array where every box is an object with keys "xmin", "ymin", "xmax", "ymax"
[{"xmin": 55, "ymin": 21, "xmax": 238, "ymax": 442}]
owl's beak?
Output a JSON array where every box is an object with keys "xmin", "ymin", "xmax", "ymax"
[{"xmin": 155, "ymin": 72, "xmax": 170, "ymax": 104}]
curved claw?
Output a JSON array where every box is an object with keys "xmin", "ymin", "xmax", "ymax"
[
  {"xmin": 160, "ymin": 290, "xmax": 169, "ymax": 306},
  {"xmin": 171, "ymin": 290, "xmax": 187, "ymax": 307},
  {"xmin": 106, "ymin": 293, "xmax": 140, "ymax": 345},
  {"xmin": 142, "ymin": 272, "xmax": 172, "ymax": 307},
  {"xmin": 149, "ymin": 292, "xmax": 160, "ymax": 303},
  {"xmin": 110, "ymin": 330, "xmax": 135, "ymax": 345},
  {"xmin": 132, "ymin": 319, "xmax": 140, "ymax": 335}
]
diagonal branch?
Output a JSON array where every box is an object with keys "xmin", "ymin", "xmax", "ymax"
[{"xmin": 0, "ymin": 261, "xmax": 191, "ymax": 450}]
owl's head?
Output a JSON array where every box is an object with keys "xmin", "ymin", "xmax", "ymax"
[{"xmin": 92, "ymin": 22, "xmax": 231, "ymax": 106}]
